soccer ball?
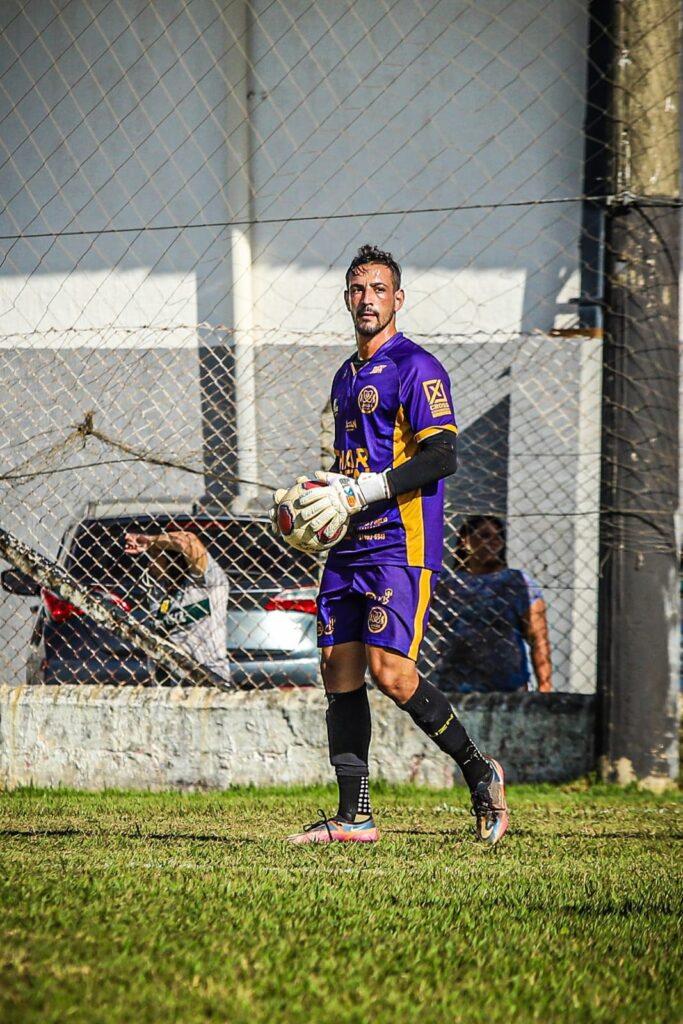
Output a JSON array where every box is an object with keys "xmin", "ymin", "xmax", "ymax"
[{"xmin": 276, "ymin": 479, "xmax": 348, "ymax": 554}]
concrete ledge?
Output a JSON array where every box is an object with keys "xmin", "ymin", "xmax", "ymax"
[{"xmin": 0, "ymin": 685, "xmax": 595, "ymax": 791}]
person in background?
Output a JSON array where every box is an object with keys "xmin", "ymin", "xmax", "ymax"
[
  {"xmin": 433, "ymin": 515, "xmax": 552, "ymax": 694},
  {"xmin": 124, "ymin": 530, "xmax": 231, "ymax": 686}
]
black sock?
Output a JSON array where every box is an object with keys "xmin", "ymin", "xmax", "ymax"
[
  {"xmin": 326, "ymin": 686, "xmax": 372, "ymax": 822},
  {"xmin": 400, "ymin": 679, "xmax": 491, "ymax": 790}
]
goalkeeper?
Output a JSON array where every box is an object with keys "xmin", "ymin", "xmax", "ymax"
[{"xmin": 272, "ymin": 244, "xmax": 508, "ymax": 846}]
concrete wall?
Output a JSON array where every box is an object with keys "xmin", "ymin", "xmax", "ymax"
[{"xmin": 0, "ymin": 685, "xmax": 595, "ymax": 790}]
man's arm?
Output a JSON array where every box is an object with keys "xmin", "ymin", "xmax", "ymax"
[
  {"xmin": 385, "ymin": 430, "xmax": 457, "ymax": 495},
  {"xmin": 521, "ymin": 599, "xmax": 553, "ymax": 692},
  {"xmin": 296, "ymin": 430, "xmax": 457, "ymax": 534},
  {"xmin": 124, "ymin": 531, "xmax": 209, "ymax": 576}
]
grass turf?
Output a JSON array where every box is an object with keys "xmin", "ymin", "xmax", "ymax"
[{"xmin": 0, "ymin": 781, "xmax": 681, "ymax": 1024}]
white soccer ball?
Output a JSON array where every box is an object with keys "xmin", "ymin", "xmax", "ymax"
[{"xmin": 276, "ymin": 479, "xmax": 348, "ymax": 554}]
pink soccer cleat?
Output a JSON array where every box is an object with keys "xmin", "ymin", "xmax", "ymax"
[{"xmin": 287, "ymin": 810, "xmax": 379, "ymax": 844}]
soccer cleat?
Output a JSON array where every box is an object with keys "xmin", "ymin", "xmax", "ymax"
[
  {"xmin": 470, "ymin": 757, "xmax": 509, "ymax": 846},
  {"xmin": 286, "ymin": 809, "xmax": 379, "ymax": 844}
]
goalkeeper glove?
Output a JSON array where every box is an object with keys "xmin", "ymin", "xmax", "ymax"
[
  {"xmin": 297, "ymin": 470, "xmax": 391, "ymax": 534},
  {"xmin": 268, "ymin": 476, "xmax": 312, "ymax": 536},
  {"xmin": 268, "ymin": 488, "xmax": 287, "ymax": 535}
]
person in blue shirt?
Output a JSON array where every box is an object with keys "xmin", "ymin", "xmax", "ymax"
[{"xmin": 433, "ymin": 515, "xmax": 553, "ymax": 693}]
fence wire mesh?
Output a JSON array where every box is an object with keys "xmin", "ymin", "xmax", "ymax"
[{"xmin": 0, "ymin": 0, "xmax": 678, "ymax": 694}]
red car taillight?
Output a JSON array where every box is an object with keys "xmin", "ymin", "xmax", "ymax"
[
  {"xmin": 41, "ymin": 589, "xmax": 85, "ymax": 623},
  {"xmin": 41, "ymin": 588, "xmax": 131, "ymax": 622},
  {"xmin": 264, "ymin": 591, "xmax": 317, "ymax": 614}
]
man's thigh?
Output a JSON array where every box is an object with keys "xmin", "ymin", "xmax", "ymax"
[{"xmin": 317, "ymin": 563, "xmax": 436, "ymax": 661}]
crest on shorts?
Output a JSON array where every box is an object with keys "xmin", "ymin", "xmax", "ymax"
[
  {"xmin": 422, "ymin": 378, "xmax": 451, "ymax": 417},
  {"xmin": 358, "ymin": 385, "xmax": 379, "ymax": 414},
  {"xmin": 317, "ymin": 615, "xmax": 335, "ymax": 637},
  {"xmin": 367, "ymin": 606, "xmax": 388, "ymax": 633}
]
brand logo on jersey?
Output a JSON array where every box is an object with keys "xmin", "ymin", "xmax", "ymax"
[
  {"xmin": 345, "ymin": 419, "xmax": 357, "ymax": 430},
  {"xmin": 422, "ymin": 378, "xmax": 452, "ymax": 417},
  {"xmin": 332, "ymin": 399, "xmax": 339, "ymax": 417},
  {"xmin": 369, "ymin": 364, "xmax": 386, "ymax": 375},
  {"xmin": 367, "ymin": 606, "xmax": 388, "ymax": 633},
  {"xmin": 358, "ymin": 385, "xmax": 379, "ymax": 414}
]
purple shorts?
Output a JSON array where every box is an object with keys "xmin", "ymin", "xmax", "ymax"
[{"xmin": 317, "ymin": 563, "xmax": 437, "ymax": 661}]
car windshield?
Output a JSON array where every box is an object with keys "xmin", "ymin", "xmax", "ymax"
[{"xmin": 64, "ymin": 516, "xmax": 318, "ymax": 597}]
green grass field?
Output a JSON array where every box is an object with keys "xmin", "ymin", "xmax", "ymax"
[{"xmin": 0, "ymin": 782, "xmax": 681, "ymax": 1024}]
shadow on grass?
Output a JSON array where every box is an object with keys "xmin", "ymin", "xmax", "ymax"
[{"xmin": 0, "ymin": 828, "xmax": 260, "ymax": 844}]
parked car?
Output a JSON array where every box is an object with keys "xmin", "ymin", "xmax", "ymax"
[{"xmin": 1, "ymin": 513, "xmax": 321, "ymax": 689}]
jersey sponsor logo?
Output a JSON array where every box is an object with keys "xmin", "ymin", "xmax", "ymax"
[
  {"xmin": 369, "ymin": 364, "xmax": 386, "ymax": 374},
  {"xmin": 358, "ymin": 385, "xmax": 379, "ymax": 414},
  {"xmin": 338, "ymin": 447, "xmax": 370, "ymax": 476},
  {"xmin": 422, "ymin": 378, "xmax": 452, "ymax": 417},
  {"xmin": 367, "ymin": 606, "xmax": 388, "ymax": 633},
  {"xmin": 359, "ymin": 515, "xmax": 388, "ymax": 529}
]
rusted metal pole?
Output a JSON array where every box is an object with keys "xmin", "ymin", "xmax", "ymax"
[{"xmin": 598, "ymin": 0, "xmax": 681, "ymax": 787}]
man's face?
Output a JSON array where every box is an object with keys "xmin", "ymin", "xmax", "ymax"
[{"xmin": 344, "ymin": 263, "xmax": 404, "ymax": 338}]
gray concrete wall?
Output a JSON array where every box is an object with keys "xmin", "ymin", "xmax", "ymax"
[{"xmin": 0, "ymin": 685, "xmax": 595, "ymax": 791}]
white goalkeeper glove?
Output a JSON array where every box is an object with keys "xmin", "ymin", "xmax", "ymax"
[
  {"xmin": 268, "ymin": 476, "xmax": 311, "ymax": 536},
  {"xmin": 297, "ymin": 470, "xmax": 391, "ymax": 535},
  {"xmin": 268, "ymin": 488, "xmax": 287, "ymax": 535}
]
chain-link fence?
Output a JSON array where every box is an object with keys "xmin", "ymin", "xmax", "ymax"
[{"xmin": 0, "ymin": 0, "xmax": 678, "ymax": 695}]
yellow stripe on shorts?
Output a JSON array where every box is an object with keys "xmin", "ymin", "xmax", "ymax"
[{"xmin": 409, "ymin": 569, "xmax": 432, "ymax": 662}]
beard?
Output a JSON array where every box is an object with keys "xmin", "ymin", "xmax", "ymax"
[{"xmin": 353, "ymin": 308, "xmax": 394, "ymax": 337}]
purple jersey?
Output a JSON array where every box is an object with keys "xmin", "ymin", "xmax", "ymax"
[{"xmin": 327, "ymin": 332, "xmax": 457, "ymax": 571}]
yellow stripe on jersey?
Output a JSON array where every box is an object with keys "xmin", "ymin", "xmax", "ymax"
[
  {"xmin": 393, "ymin": 404, "xmax": 424, "ymax": 566},
  {"xmin": 413, "ymin": 423, "xmax": 458, "ymax": 445},
  {"xmin": 409, "ymin": 569, "xmax": 433, "ymax": 661}
]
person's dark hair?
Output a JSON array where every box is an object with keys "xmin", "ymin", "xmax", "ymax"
[
  {"xmin": 345, "ymin": 244, "xmax": 401, "ymax": 291},
  {"xmin": 154, "ymin": 548, "xmax": 190, "ymax": 590},
  {"xmin": 453, "ymin": 515, "xmax": 507, "ymax": 571}
]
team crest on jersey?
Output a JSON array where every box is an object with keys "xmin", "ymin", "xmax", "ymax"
[
  {"xmin": 367, "ymin": 606, "xmax": 388, "ymax": 633},
  {"xmin": 358, "ymin": 385, "xmax": 379, "ymax": 414},
  {"xmin": 422, "ymin": 378, "xmax": 452, "ymax": 417}
]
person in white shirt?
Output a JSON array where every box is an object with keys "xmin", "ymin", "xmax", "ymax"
[{"xmin": 124, "ymin": 530, "xmax": 231, "ymax": 685}]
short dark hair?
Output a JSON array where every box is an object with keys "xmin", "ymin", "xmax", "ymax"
[
  {"xmin": 345, "ymin": 244, "xmax": 401, "ymax": 291},
  {"xmin": 154, "ymin": 548, "xmax": 189, "ymax": 589},
  {"xmin": 453, "ymin": 515, "xmax": 507, "ymax": 570}
]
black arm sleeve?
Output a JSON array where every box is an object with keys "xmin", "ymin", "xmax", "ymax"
[{"xmin": 386, "ymin": 430, "xmax": 457, "ymax": 497}]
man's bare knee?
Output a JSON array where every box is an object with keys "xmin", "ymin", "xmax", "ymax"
[
  {"xmin": 368, "ymin": 651, "xmax": 419, "ymax": 705},
  {"xmin": 320, "ymin": 642, "xmax": 367, "ymax": 693}
]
